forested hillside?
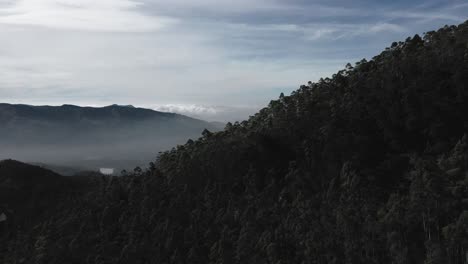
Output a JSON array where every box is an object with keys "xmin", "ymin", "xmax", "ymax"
[{"xmin": 1, "ymin": 21, "xmax": 468, "ymax": 264}]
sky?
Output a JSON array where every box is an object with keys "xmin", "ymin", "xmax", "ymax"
[{"xmin": 0, "ymin": 0, "xmax": 467, "ymax": 122}]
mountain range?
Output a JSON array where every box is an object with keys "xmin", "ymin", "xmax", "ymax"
[{"xmin": 0, "ymin": 103, "xmax": 222, "ymax": 174}]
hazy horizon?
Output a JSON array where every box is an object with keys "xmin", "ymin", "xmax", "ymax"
[
  {"xmin": 0, "ymin": 102, "xmax": 224, "ymax": 172},
  {"xmin": 0, "ymin": 101, "xmax": 258, "ymax": 122},
  {"xmin": 1, "ymin": 0, "xmax": 467, "ymax": 122}
]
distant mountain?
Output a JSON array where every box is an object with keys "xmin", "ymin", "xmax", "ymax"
[{"xmin": 0, "ymin": 103, "xmax": 219, "ymax": 172}]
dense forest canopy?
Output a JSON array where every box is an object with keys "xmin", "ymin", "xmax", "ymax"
[{"xmin": 1, "ymin": 21, "xmax": 468, "ymax": 264}]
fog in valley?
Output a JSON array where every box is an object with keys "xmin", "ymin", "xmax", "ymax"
[{"xmin": 0, "ymin": 103, "xmax": 221, "ymax": 174}]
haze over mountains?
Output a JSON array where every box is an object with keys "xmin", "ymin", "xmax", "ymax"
[
  {"xmin": 0, "ymin": 103, "xmax": 221, "ymax": 173},
  {"xmin": 1, "ymin": 21, "xmax": 467, "ymax": 264}
]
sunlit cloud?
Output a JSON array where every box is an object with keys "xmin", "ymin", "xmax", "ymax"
[
  {"xmin": 0, "ymin": 0, "xmax": 175, "ymax": 31},
  {"xmin": 151, "ymin": 104, "xmax": 262, "ymax": 122}
]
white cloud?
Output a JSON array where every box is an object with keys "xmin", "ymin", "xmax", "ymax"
[
  {"xmin": 151, "ymin": 104, "xmax": 263, "ymax": 122},
  {"xmin": 386, "ymin": 11, "xmax": 463, "ymax": 22},
  {"xmin": 302, "ymin": 22, "xmax": 406, "ymax": 41},
  {"xmin": 369, "ymin": 23, "xmax": 405, "ymax": 33},
  {"xmin": 0, "ymin": 0, "xmax": 174, "ymax": 32},
  {"xmin": 153, "ymin": 104, "xmax": 218, "ymax": 116},
  {"xmin": 142, "ymin": 0, "xmax": 289, "ymax": 15},
  {"xmin": 211, "ymin": 21, "xmax": 406, "ymax": 44}
]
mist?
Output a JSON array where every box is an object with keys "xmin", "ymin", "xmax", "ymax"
[{"xmin": 0, "ymin": 103, "xmax": 221, "ymax": 174}]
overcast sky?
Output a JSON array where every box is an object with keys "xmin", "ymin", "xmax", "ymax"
[{"xmin": 0, "ymin": 0, "xmax": 466, "ymax": 121}]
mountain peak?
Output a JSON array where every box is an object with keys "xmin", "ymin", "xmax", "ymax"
[{"xmin": 108, "ymin": 104, "xmax": 135, "ymax": 108}]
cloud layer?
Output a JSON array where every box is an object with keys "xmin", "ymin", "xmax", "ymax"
[
  {"xmin": 0, "ymin": 0, "xmax": 467, "ymax": 121},
  {"xmin": 0, "ymin": 0, "xmax": 174, "ymax": 31}
]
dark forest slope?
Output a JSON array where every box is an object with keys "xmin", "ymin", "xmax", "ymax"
[
  {"xmin": 1, "ymin": 21, "xmax": 468, "ymax": 264},
  {"xmin": 0, "ymin": 160, "xmax": 92, "ymax": 237}
]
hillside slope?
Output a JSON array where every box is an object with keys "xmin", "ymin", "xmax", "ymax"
[
  {"xmin": 1, "ymin": 21, "xmax": 468, "ymax": 264},
  {"xmin": 0, "ymin": 160, "xmax": 92, "ymax": 239}
]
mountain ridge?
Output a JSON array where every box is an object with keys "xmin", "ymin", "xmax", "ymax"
[
  {"xmin": 0, "ymin": 103, "xmax": 221, "ymax": 172},
  {"xmin": 0, "ymin": 103, "xmax": 206, "ymax": 122}
]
